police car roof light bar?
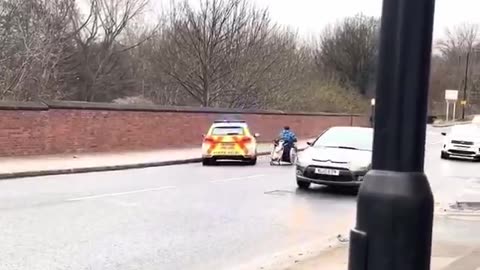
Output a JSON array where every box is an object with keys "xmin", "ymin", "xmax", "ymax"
[{"xmin": 213, "ymin": 119, "xmax": 246, "ymax": 123}]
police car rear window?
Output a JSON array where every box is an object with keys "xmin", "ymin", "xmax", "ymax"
[{"xmin": 211, "ymin": 127, "xmax": 244, "ymax": 135}]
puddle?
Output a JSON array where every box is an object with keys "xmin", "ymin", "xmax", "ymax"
[
  {"xmin": 434, "ymin": 215, "xmax": 480, "ymax": 244},
  {"xmin": 264, "ymin": 190, "xmax": 294, "ymax": 196},
  {"xmin": 450, "ymin": 201, "xmax": 480, "ymax": 211}
]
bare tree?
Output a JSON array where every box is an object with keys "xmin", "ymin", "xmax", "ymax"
[
  {"xmin": 0, "ymin": 0, "xmax": 83, "ymax": 100},
  {"xmin": 316, "ymin": 14, "xmax": 379, "ymax": 96},
  {"xmin": 159, "ymin": 0, "xmax": 252, "ymax": 107},
  {"xmin": 156, "ymin": 0, "xmax": 304, "ymax": 108},
  {"xmin": 432, "ymin": 23, "xmax": 480, "ymax": 114},
  {"xmin": 0, "ymin": 0, "xmax": 377, "ymax": 113},
  {"xmin": 437, "ymin": 23, "xmax": 479, "ymax": 60},
  {"xmin": 66, "ymin": 0, "xmax": 151, "ymax": 102},
  {"xmin": 120, "ymin": 15, "xmax": 190, "ymax": 105}
]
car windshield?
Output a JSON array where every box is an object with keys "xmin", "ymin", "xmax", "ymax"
[
  {"xmin": 211, "ymin": 126, "xmax": 245, "ymax": 136},
  {"xmin": 313, "ymin": 128, "xmax": 373, "ymax": 151}
]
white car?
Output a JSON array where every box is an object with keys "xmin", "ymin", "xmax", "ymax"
[
  {"xmin": 441, "ymin": 124, "xmax": 480, "ymax": 161},
  {"xmin": 295, "ymin": 126, "xmax": 373, "ymax": 189}
]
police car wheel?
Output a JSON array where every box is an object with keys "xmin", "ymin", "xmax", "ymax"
[
  {"xmin": 202, "ymin": 158, "xmax": 213, "ymax": 166},
  {"xmin": 247, "ymin": 157, "xmax": 257, "ymax": 165}
]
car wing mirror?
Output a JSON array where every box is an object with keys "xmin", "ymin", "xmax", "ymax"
[
  {"xmin": 307, "ymin": 141, "xmax": 313, "ymax": 146},
  {"xmin": 254, "ymin": 133, "xmax": 260, "ymax": 138},
  {"xmin": 441, "ymin": 132, "xmax": 446, "ymax": 136}
]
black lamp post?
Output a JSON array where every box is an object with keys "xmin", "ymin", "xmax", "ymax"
[
  {"xmin": 348, "ymin": 0, "xmax": 435, "ymax": 270},
  {"xmin": 462, "ymin": 51, "xmax": 470, "ymax": 120}
]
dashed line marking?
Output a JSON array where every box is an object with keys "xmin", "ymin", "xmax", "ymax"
[
  {"xmin": 428, "ymin": 140, "xmax": 443, "ymax": 145},
  {"xmin": 66, "ymin": 186, "xmax": 176, "ymax": 201}
]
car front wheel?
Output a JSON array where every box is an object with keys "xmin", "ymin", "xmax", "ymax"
[
  {"xmin": 297, "ymin": 180, "xmax": 311, "ymax": 189},
  {"xmin": 247, "ymin": 157, "xmax": 257, "ymax": 165},
  {"xmin": 440, "ymin": 152, "xmax": 449, "ymax": 160}
]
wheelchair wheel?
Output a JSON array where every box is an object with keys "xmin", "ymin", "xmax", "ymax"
[{"xmin": 290, "ymin": 148, "xmax": 297, "ymax": 164}]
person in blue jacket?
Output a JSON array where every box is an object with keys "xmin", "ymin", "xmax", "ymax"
[
  {"xmin": 279, "ymin": 126, "xmax": 297, "ymax": 162},
  {"xmin": 279, "ymin": 126, "xmax": 297, "ymax": 144}
]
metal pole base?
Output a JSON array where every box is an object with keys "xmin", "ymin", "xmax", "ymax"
[{"xmin": 348, "ymin": 170, "xmax": 434, "ymax": 270}]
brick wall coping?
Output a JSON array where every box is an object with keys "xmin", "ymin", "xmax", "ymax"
[
  {"xmin": 0, "ymin": 100, "xmax": 364, "ymax": 117},
  {"xmin": 0, "ymin": 101, "xmax": 49, "ymax": 111}
]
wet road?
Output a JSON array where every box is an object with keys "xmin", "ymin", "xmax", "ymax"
[
  {"xmin": 0, "ymin": 126, "xmax": 478, "ymax": 270},
  {"xmin": 425, "ymin": 125, "xmax": 480, "ymax": 205}
]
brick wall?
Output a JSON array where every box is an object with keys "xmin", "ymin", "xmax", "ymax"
[{"xmin": 0, "ymin": 101, "xmax": 368, "ymax": 157}]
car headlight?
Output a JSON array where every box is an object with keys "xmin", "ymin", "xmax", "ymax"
[
  {"xmin": 350, "ymin": 164, "xmax": 370, "ymax": 172},
  {"xmin": 296, "ymin": 165, "xmax": 305, "ymax": 175}
]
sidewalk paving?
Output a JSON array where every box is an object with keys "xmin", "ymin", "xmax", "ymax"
[
  {"xmin": 432, "ymin": 120, "xmax": 472, "ymax": 127},
  {"xmin": 283, "ymin": 241, "xmax": 480, "ymax": 270},
  {"xmin": 0, "ymin": 140, "xmax": 311, "ymax": 179},
  {"xmin": 282, "ymin": 212, "xmax": 480, "ymax": 270}
]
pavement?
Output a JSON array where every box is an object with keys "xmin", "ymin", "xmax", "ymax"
[
  {"xmin": 286, "ymin": 217, "xmax": 480, "ymax": 270},
  {"xmin": 432, "ymin": 118, "xmax": 473, "ymax": 127},
  {"xmin": 0, "ymin": 127, "xmax": 479, "ymax": 270},
  {"xmin": 0, "ymin": 140, "xmax": 310, "ymax": 179}
]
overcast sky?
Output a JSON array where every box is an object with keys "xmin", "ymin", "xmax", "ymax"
[
  {"xmin": 255, "ymin": 0, "xmax": 480, "ymax": 39},
  {"xmin": 151, "ymin": 0, "xmax": 480, "ymax": 41}
]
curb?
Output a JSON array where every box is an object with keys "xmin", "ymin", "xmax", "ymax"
[
  {"xmin": 432, "ymin": 121, "xmax": 471, "ymax": 127},
  {"xmin": 0, "ymin": 149, "xmax": 309, "ymax": 180},
  {"xmin": 0, "ymin": 158, "xmax": 202, "ymax": 180}
]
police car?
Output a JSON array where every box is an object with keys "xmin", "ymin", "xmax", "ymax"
[{"xmin": 201, "ymin": 120, "xmax": 259, "ymax": 165}]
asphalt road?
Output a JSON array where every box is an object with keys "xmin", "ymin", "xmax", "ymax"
[{"xmin": 0, "ymin": 126, "xmax": 478, "ymax": 270}]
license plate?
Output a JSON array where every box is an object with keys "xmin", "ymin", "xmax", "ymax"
[
  {"xmin": 315, "ymin": 168, "xmax": 340, "ymax": 176},
  {"xmin": 221, "ymin": 143, "xmax": 235, "ymax": 149},
  {"xmin": 213, "ymin": 151, "xmax": 237, "ymax": 155}
]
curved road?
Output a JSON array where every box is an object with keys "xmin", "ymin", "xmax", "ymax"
[{"xmin": 0, "ymin": 126, "xmax": 478, "ymax": 270}]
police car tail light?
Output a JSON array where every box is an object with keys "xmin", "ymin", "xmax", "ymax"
[
  {"xmin": 241, "ymin": 137, "xmax": 252, "ymax": 143},
  {"xmin": 204, "ymin": 136, "xmax": 215, "ymax": 143}
]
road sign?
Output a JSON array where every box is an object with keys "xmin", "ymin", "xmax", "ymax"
[{"xmin": 445, "ymin": 90, "xmax": 459, "ymax": 101}]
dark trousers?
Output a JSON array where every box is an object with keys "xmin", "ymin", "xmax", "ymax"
[{"xmin": 282, "ymin": 143, "xmax": 292, "ymax": 162}]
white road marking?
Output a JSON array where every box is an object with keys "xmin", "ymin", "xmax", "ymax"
[
  {"xmin": 428, "ymin": 140, "xmax": 443, "ymax": 145},
  {"xmin": 66, "ymin": 186, "xmax": 176, "ymax": 201},
  {"xmin": 210, "ymin": 174, "xmax": 266, "ymax": 183}
]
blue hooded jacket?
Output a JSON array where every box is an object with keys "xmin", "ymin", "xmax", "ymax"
[{"xmin": 279, "ymin": 129, "xmax": 297, "ymax": 144}]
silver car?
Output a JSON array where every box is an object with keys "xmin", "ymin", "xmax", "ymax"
[{"xmin": 295, "ymin": 126, "xmax": 373, "ymax": 189}]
